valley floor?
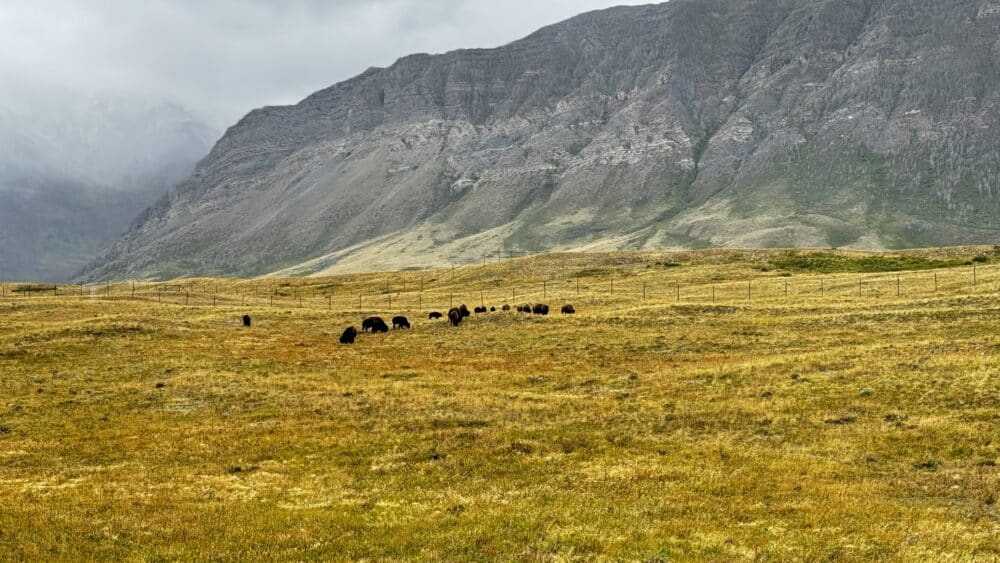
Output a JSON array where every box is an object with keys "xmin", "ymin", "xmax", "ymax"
[{"xmin": 1, "ymin": 248, "xmax": 998, "ymax": 559}]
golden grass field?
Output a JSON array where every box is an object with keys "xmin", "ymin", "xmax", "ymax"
[{"xmin": 1, "ymin": 247, "xmax": 998, "ymax": 560}]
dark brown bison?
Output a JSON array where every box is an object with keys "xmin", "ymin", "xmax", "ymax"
[
  {"xmin": 339, "ymin": 326, "xmax": 358, "ymax": 344},
  {"xmin": 242, "ymin": 315, "xmax": 252, "ymax": 327},
  {"xmin": 561, "ymin": 304, "xmax": 576, "ymax": 315},
  {"xmin": 429, "ymin": 312, "xmax": 443, "ymax": 320},
  {"xmin": 459, "ymin": 304, "xmax": 470, "ymax": 318},
  {"xmin": 490, "ymin": 307, "xmax": 496, "ymax": 312},
  {"xmin": 502, "ymin": 304, "xmax": 511, "ymax": 312},
  {"xmin": 362, "ymin": 317, "xmax": 389, "ymax": 333},
  {"xmin": 474, "ymin": 306, "xmax": 487, "ymax": 314},
  {"xmin": 533, "ymin": 304, "xmax": 550, "ymax": 315},
  {"xmin": 448, "ymin": 308, "xmax": 463, "ymax": 327},
  {"xmin": 517, "ymin": 304, "xmax": 532, "ymax": 313},
  {"xmin": 392, "ymin": 316, "xmax": 411, "ymax": 329}
]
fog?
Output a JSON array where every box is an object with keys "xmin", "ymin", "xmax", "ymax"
[{"xmin": 0, "ymin": 0, "xmax": 651, "ymax": 127}]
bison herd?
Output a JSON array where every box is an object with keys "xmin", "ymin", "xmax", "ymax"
[
  {"xmin": 329, "ymin": 302, "xmax": 578, "ymax": 345},
  {"xmin": 241, "ymin": 302, "xmax": 576, "ymax": 345}
]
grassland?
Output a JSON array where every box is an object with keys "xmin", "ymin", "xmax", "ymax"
[{"xmin": 1, "ymin": 247, "xmax": 998, "ymax": 560}]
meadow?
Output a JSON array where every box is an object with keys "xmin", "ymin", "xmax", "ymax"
[{"xmin": 1, "ymin": 247, "xmax": 998, "ymax": 560}]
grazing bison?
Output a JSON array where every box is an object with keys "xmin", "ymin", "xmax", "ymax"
[
  {"xmin": 339, "ymin": 326, "xmax": 358, "ymax": 344},
  {"xmin": 517, "ymin": 304, "xmax": 531, "ymax": 313},
  {"xmin": 428, "ymin": 312, "xmax": 443, "ymax": 320},
  {"xmin": 459, "ymin": 305, "xmax": 471, "ymax": 318},
  {"xmin": 242, "ymin": 315, "xmax": 252, "ymax": 327},
  {"xmin": 392, "ymin": 316, "xmax": 411, "ymax": 329},
  {"xmin": 490, "ymin": 307, "xmax": 496, "ymax": 312},
  {"xmin": 448, "ymin": 308, "xmax": 463, "ymax": 327},
  {"xmin": 561, "ymin": 304, "xmax": 576, "ymax": 315},
  {"xmin": 362, "ymin": 317, "xmax": 389, "ymax": 333},
  {"xmin": 533, "ymin": 304, "xmax": 550, "ymax": 315},
  {"xmin": 502, "ymin": 304, "xmax": 511, "ymax": 312},
  {"xmin": 474, "ymin": 306, "xmax": 487, "ymax": 314}
]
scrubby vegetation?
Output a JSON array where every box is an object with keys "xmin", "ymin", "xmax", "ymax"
[{"xmin": 0, "ymin": 248, "xmax": 997, "ymax": 559}]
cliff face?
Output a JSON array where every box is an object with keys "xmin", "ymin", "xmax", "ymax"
[{"xmin": 79, "ymin": 0, "xmax": 1000, "ymax": 281}]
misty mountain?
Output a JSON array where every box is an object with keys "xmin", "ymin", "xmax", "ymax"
[
  {"xmin": 0, "ymin": 95, "xmax": 217, "ymax": 281},
  {"xmin": 80, "ymin": 0, "xmax": 1000, "ymax": 281}
]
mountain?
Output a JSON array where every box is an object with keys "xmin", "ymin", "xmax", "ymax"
[
  {"xmin": 0, "ymin": 95, "xmax": 217, "ymax": 281},
  {"xmin": 79, "ymin": 0, "xmax": 1000, "ymax": 281}
]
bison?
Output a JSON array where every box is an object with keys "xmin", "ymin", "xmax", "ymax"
[
  {"xmin": 459, "ymin": 304, "xmax": 471, "ymax": 318},
  {"xmin": 429, "ymin": 312, "xmax": 443, "ymax": 320},
  {"xmin": 533, "ymin": 304, "xmax": 550, "ymax": 315},
  {"xmin": 242, "ymin": 315, "xmax": 252, "ymax": 327},
  {"xmin": 393, "ymin": 316, "xmax": 411, "ymax": 329},
  {"xmin": 448, "ymin": 308, "xmax": 463, "ymax": 327},
  {"xmin": 502, "ymin": 304, "xmax": 511, "ymax": 312},
  {"xmin": 362, "ymin": 317, "xmax": 389, "ymax": 333},
  {"xmin": 561, "ymin": 304, "xmax": 576, "ymax": 315},
  {"xmin": 339, "ymin": 326, "xmax": 358, "ymax": 344},
  {"xmin": 474, "ymin": 306, "xmax": 487, "ymax": 314},
  {"xmin": 490, "ymin": 307, "xmax": 496, "ymax": 312}
]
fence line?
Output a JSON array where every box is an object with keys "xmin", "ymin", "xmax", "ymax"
[{"xmin": 0, "ymin": 263, "xmax": 996, "ymax": 316}]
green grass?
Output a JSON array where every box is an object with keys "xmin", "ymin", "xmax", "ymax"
[
  {"xmin": 769, "ymin": 252, "xmax": 969, "ymax": 273},
  {"xmin": 0, "ymin": 247, "xmax": 998, "ymax": 559}
]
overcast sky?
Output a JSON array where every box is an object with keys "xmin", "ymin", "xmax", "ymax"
[{"xmin": 0, "ymin": 0, "xmax": 651, "ymax": 127}]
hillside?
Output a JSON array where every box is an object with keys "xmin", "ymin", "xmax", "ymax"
[
  {"xmin": 78, "ymin": 0, "xmax": 1000, "ymax": 281},
  {"xmin": 3, "ymin": 248, "xmax": 999, "ymax": 558}
]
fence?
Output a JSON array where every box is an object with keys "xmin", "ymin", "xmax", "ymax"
[{"xmin": 1, "ymin": 261, "xmax": 996, "ymax": 316}]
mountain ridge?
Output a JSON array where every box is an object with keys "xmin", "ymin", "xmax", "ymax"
[{"xmin": 78, "ymin": 0, "xmax": 1000, "ymax": 281}]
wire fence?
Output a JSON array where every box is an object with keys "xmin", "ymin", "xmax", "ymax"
[{"xmin": 1, "ymin": 262, "xmax": 996, "ymax": 316}]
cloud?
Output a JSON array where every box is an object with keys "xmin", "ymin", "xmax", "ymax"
[{"xmin": 0, "ymin": 0, "xmax": 651, "ymax": 126}]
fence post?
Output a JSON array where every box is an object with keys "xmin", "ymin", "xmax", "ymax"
[
  {"xmin": 480, "ymin": 290, "xmax": 484, "ymax": 307},
  {"xmin": 543, "ymin": 281, "xmax": 547, "ymax": 300},
  {"xmin": 747, "ymin": 280, "xmax": 751, "ymax": 302},
  {"xmin": 676, "ymin": 282, "xmax": 680, "ymax": 302},
  {"xmin": 784, "ymin": 278, "xmax": 788, "ymax": 297},
  {"xmin": 186, "ymin": 290, "xmax": 190, "ymax": 306},
  {"xmin": 642, "ymin": 282, "xmax": 646, "ymax": 301},
  {"xmin": 973, "ymin": 263, "xmax": 977, "ymax": 287},
  {"xmin": 934, "ymin": 272, "xmax": 938, "ymax": 293},
  {"xmin": 712, "ymin": 285, "xmax": 716, "ymax": 303},
  {"xmin": 389, "ymin": 294, "xmax": 392, "ymax": 309},
  {"xmin": 896, "ymin": 274, "xmax": 901, "ymax": 298}
]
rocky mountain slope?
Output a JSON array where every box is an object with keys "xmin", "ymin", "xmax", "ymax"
[
  {"xmin": 0, "ymin": 96, "xmax": 217, "ymax": 281},
  {"xmin": 79, "ymin": 0, "xmax": 1000, "ymax": 281}
]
